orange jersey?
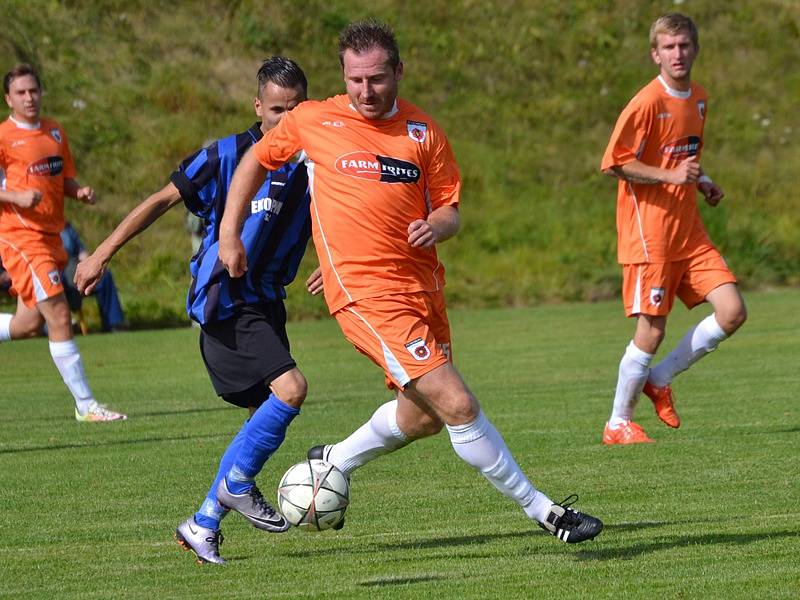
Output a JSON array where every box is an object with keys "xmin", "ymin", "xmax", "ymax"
[
  {"xmin": 0, "ymin": 116, "xmax": 76, "ymax": 236},
  {"xmin": 252, "ymin": 95, "xmax": 461, "ymax": 313},
  {"xmin": 601, "ymin": 77, "xmax": 714, "ymax": 264}
]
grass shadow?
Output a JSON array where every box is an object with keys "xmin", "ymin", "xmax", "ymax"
[
  {"xmin": 0, "ymin": 432, "xmax": 225, "ymax": 454},
  {"xmin": 576, "ymin": 530, "xmax": 799, "ymax": 561}
]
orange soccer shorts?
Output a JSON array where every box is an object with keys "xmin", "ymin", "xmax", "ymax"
[
  {"xmin": 0, "ymin": 231, "xmax": 67, "ymax": 308},
  {"xmin": 622, "ymin": 246, "xmax": 737, "ymax": 317},
  {"xmin": 334, "ymin": 290, "xmax": 453, "ymax": 390}
]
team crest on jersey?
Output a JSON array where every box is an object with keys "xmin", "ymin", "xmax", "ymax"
[
  {"xmin": 405, "ymin": 337, "xmax": 431, "ymax": 361},
  {"xmin": 48, "ymin": 270, "xmax": 61, "ymax": 286},
  {"xmin": 50, "ymin": 128, "xmax": 62, "ymax": 143},
  {"xmin": 27, "ymin": 156, "xmax": 64, "ymax": 177},
  {"xmin": 335, "ymin": 151, "xmax": 421, "ymax": 184},
  {"xmin": 660, "ymin": 136, "xmax": 701, "ymax": 159},
  {"xmin": 407, "ymin": 120, "xmax": 427, "ymax": 143},
  {"xmin": 649, "ymin": 287, "xmax": 665, "ymax": 307},
  {"xmin": 697, "ymin": 100, "xmax": 706, "ymax": 120}
]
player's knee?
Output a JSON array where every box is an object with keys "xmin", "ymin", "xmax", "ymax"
[
  {"xmin": 273, "ymin": 371, "xmax": 308, "ymax": 408},
  {"xmin": 717, "ymin": 300, "xmax": 747, "ymax": 335},
  {"xmin": 414, "ymin": 412, "xmax": 444, "ymax": 437},
  {"xmin": 11, "ymin": 315, "xmax": 43, "ymax": 338},
  {"xmin": 444, "ymin": 390, "xmax": 480, "ymax": 425}
]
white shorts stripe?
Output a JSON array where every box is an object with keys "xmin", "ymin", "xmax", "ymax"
[
  {"xmin": 345, "ymin": 306, "xmax": 410, "ymax": 387},
  {"xmin": 632, "ymin": 265, "xmax": 642, "ymax": 314}
]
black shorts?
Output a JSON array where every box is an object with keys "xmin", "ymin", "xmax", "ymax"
[{"xmin": 199, "ymin": 301, "xmax": 296, "ymax": 408}]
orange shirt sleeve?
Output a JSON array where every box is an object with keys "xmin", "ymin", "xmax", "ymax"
[
  {"xmin": 601, "ymin": 97, "xmax": 653, "ymax": 171},
  {"xmin": 60, "ymin": 126, "xmax": 77, "ymax": 179},
  {"xmin": 252, "ymin": 109, "xmax": 304, "ymax": 171},
  {"xmin": 425, "ymin": 124, "xmax": 461, "ymax": 210}
]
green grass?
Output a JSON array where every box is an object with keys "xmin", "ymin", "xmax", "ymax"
[
  {"xmin": 1, "ymin": 289, "xmax": 798, "ymax": 598},
  {"xmin": 1, "ymin": 0, "xmax": 798, "ymax": 326}
]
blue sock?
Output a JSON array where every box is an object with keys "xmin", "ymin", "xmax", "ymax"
[
  {"xmin": 194, "ymin": 418, "xmax": 249, "ymax": 531},
  {"xmin": 225, "ymin": 394, "xmax": 300, "ymax": 494}
]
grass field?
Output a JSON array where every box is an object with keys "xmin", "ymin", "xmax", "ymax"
[{"xmin": 1, "ymin": 289, "xmax": 798, "ymax": 599}]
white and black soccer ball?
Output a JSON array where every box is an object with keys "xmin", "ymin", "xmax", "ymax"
[{"xmin": 277, "ymin": 459, "xmax": 349, "ymax": 531}]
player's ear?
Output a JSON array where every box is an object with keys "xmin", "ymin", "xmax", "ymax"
[
  {"xmin": 650, "ymin": 47, "xmax": 660, "ymax": 66},
  {"xmin": 253, "ymin": 96, "xmax": 262, "ymax": 118},
  {"xmin": 395, "ymin": 61, "xmax": 404, "ymax": 81}
]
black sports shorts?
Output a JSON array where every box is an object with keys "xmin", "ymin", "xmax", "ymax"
[{"xmin": 199, "ymin": 301, "xmax": 296, "ymax": 408}]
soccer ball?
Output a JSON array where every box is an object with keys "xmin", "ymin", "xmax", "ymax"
[{"xmin": 277, "ymin": 459, "xmax": 349, "ymax": 531}]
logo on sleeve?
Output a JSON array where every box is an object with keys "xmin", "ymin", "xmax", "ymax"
[
  {"xmin": 649, "ymin": 287, "xmax": 665, "ymax": 307},
  {"xmin": 407, "ymin": 120, "xmax": 428, "ymax": 143},
  {"xmin": 50, "ymin": 128, "xmax": 62, "ymax": 143},
  {"xmin": 697, "ymin": 100, "xmax": 706, "ymax": 119},
  {"xmin": 660, "ymin": 136, "xmax": 701, "ymax": 159},
  {"xmin": 335, "ymin": 152, "xmax": 421, "ymax": 184},
  {"xmin": 27, "ymin": 156, "xmax": 64, "ymax": 177},
  {"xmin": 405, "ymin": 337, "xmax": 431, "ymax": 361}
]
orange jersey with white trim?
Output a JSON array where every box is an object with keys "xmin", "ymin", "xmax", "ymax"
[
  {"xmin": 252, "ymin": 95, "xmax": 461, "ymax": 313},
  {"xmin": 601, "ymin": 77, "xmax": 714, "ymax": 264},
  {"xmin": 0, "ymin": 116, "xmax": 76, "ymax": 236}
]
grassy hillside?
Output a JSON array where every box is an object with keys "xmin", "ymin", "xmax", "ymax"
[{"xmin": 1, "ymin": 0, "xmax": 798, "ymax": 327}]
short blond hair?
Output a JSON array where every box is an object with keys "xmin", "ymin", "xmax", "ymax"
[{"xmin": 649, "ymin": 13, "xmax": 699, "ymax": 49}]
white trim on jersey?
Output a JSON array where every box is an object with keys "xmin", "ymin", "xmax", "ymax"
[
  {"xmin": 345, "ymin": 306, "xmax": 411, "ymax": 387},
  {"xmin": 307, "ymin": 158, "xmax": 353, "ymax": 305},
  {"xmin": 657, "ymin": 75, "xmax": 692, "ymax": 99},
  {"xmin": 627, "ymin": 182, "xmax": 650, "ymax": 262}
]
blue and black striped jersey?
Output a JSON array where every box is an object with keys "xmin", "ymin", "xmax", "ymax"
[{"xmin": 170, "ymin": 122, "xmax": 311, "ymax": 324}]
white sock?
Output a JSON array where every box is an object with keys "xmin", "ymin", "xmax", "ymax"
[
  {"xmin": 446, "ymin": 411, "xmax": 553, "ymax": 523},
  {"xmin": 649, "ymin": 315, "xmax": 728, "ymax": 387},
  {"xmin": 327, "ymin": 399, "xmax": 409, "ymax": 476},
  {"xmin": 0, "ymin": 313, "xmax": 12, "ymax": 341},
  {"xmin": 609, "ymin": 341, "xmax": 654, "ymax": 427},
  {"xmin": 49, "ymin": 339, "xmax": 96, "ymax": 413}
]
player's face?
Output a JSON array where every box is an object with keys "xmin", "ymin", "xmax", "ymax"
[
  {"xmin": 255, "ymin": 81, "xmax": 306, "ymax": 133},
  {"xmin": 5, "ymin": 74, "xmax": 41, "ymax": 124},
  {"xmin": 651, "ymin": 30, "xmax": 697, "ymax": 88},
  {"xmin": 342, "ymin": 47, "xmax": 403, "ymax": 120}
]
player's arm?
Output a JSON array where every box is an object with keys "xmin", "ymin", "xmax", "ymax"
[
  {"xmin": 408, "ymin": 205, "xmax": 460, "ymax": 249},
  {"xmin": 75, "ymin": 182, "xmax": 183, "ymax": 294},
  {"xmin": 218, "ymin": 147, "xmax": 268, "ymax": 277},
  {"xmin": 0, "ymin": 188, "xmax": 42, "ymax": 208},
  {"xmin": 697, "ymin": 168, "xmax": 724, "ymax": 206},
  {"xmin": 64, "ymin": 178, "xmax": 97, "ymax": 205},
  {"xmin": 604, "ymin": 157, "xmax": 701, "ymax": 186}
]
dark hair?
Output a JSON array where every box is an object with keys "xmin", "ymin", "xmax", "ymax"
[
  {"xmin": 257, "ymin": 56, "xmax": 308, "ymax": 96},
  {"xmin": 650, "ymin": 13, "xmax": 699, "ymax": 49},
  {"xmin": 338, "ymin": 20, "xmax": 400, "ymax": 69},
  {"xmin": 3, "ymin": 63, "xmax": 41, "ymax": 94}
]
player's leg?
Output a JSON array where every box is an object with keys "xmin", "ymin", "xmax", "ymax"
[
  {"xmin": 0, "ymin": 295, "xmax": 44, "ymax": 340},
  {"xmin": 407, "ymin": 362, "xmax": 602, "ymax": 542},
  {"xmin": 198, "ymin": 303, "xmax": 301, "ymax": 532},
  {"xmin": 316, "ymin": 393, "xmax": 440, "ymax": 476},
  {"xmin": 604, "ymin": 264, "xmax": 674, "ymax": 442},
  {"xmin": 311, "ymin": 293, "xmax": 447, "ymax": 475},
  {"xmin": 647, "ymin": 251, "xmax": 744, "ymax": 413}
]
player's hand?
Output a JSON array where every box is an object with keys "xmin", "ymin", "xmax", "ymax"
[
  {"xmin": 306, "ymin": 267, "xmax": 324, "ymax": 295},
  {"xmin": 74, "ymin": 253, "xmax": 105, "ymax": 295},
  {"xmin": 14, "ymin": 189, "xmax": 43, "ymax": 208},
  {"xmin": 219, "ymin": 238, "xmax": 248, "ymax": 278},
  {"xmin": 668, "ymin": 157, "xmax": 701, "ymax": 185},
  {"xmin": 699, "ymin": 181, "xmax": 724, "ymax": 206},
  {"xmin": 408, "ymin": 219, "xmax": 439, "ymax": 248},
  {"xmin": 75, "ymin": 186, "xmax": 97, "ymax": 205}
]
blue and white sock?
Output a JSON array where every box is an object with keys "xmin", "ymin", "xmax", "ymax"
[
  {"xmin": 225, "ymin": 394, "xmax": 300, "ymax": 494},
  {"xmin": 194, "ymin": 419, "xmax": 249, "ymax": 531}
]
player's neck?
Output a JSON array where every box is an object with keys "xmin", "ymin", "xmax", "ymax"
[
  {"xmin": 9, "ymin": 113, "xmax": 41, "ymax": 129},
  {"xmin": 658, "ymin": 73, "xmax": 692, "ymax": 99},
  {"xmin": 658, "ymin": 71, "xmax": 692, "ymax": 93}
]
